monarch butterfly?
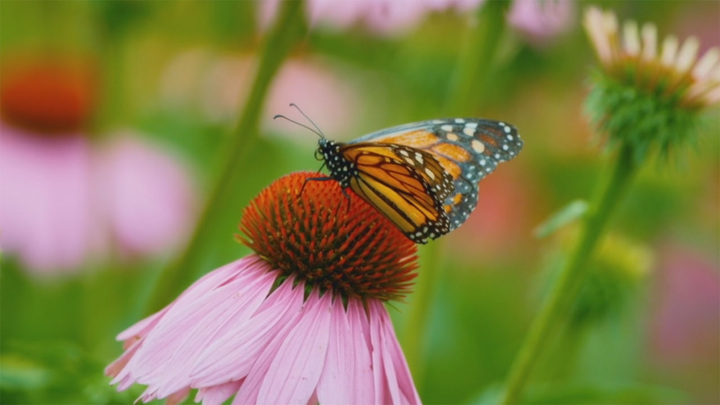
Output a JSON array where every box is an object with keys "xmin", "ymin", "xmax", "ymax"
[{"xmin": 275, "ymin": 105, "xmax": 523, "ymax": 244}]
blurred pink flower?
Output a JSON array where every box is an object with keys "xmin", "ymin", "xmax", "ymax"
[
  {"xmin": 0, "ymin": 60, "xmax": 196, "ymax": 274},
  {"xmin": 203, "ymin": 56, "xmax": 360, "ymax": 139},
  {"xmin": 446, "ymin": 164, "xmax": 539, "ymax": 262},
  {"xmin": 107, "ymin": 256, "xmax": 419, "ymax": 405},
  {"xmin": 160, "ymin": 52, "xmax": 360, "ymax": 141},
  {"xmin": 508, "ymin": 0, "xmax": 575, "ymax": 46},
  {"xmin": 0, "ymin": 125, "xmax": 96, "ymax": 273},
  {"xmin": 107, "ymin": 173, "xmax": 421, "ymax": 404},
  {"xmin": 260, "ymin": 0, "xmax": 483, "ymax": 36},
  {"xmin": 95, "ymin": 132, "xmax": 196, "ymax": 257},
  {"xmin": 649, "ymin": 245, "xmax": 720, "ymax": 365}
]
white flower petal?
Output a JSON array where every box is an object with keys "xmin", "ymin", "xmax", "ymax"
[
  {"xmin": 676, "ymin": 36, "xmax": 700, "ymax": 73},
  {"xmin": 641, "ymin": 23, "xmax": 657, "ymax": 61},
  {"xmin": 693, "ymin": 48, "xmax": 720, "ymax": 80},
  {"xmin": 623, "ymin": 20, "xmax": 640, "ymax": 56},
  {"xmin": 661, "ymin": 35, "xmax": 679, "ymax": 67}
]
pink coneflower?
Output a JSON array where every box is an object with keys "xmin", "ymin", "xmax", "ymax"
[
  {"xmin": 107, "ymin": 172, "xmax": 422, "ymax": 404},
  {"xmin": 584, "ymin": 6, "xmax": 720, "ymax": 109},
  {"xmin": 507, "ymin": 0, "xmax": 574, "ymax": 47},
  {"xmin": 260, "ymin": 0, "xmax": 483, "ymax": 36},
  {"xmin": 583, "ymin": 6, "xmax": 720, "ymax": 160},
  {"xmin": 160, "ymin": 52, "xmax": 361, "ymax": 141},
  {"xmin": 0, "ymin": 59, "xmax": 196, "ymax": 274}
]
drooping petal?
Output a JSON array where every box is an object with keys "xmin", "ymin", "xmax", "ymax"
[
  {"xmin": 316, "ymin": 297, "xmax": 374, "ymax": 405},
  {"xmin": 128, "ymin": 266, "xmax": 277, "ymax": 397},
  {"xmin": 255, "ymin": 291, "xmax": 333, "ymax": 404},
  {"xmin": 369, "ymin": 300, "xmax": 421, "ymax": 405},
  {"xmin": 189, "ymin": 277, "xmax": 306, "ymax": 386},
  {"xmin": 195, "ymin": 380, "xmax": 243, "ymax": 405}
]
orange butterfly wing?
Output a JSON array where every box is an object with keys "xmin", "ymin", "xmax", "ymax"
[
  {"xmin": 346, "ymin": 119, "xmax": 522, "ymax": 236},
  {"xmin": 340, "ymin": 143, "xmax": 452, "ymax": 241}
]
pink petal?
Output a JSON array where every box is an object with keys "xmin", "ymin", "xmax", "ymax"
[
  {"xmin": 96, "ymin": 133, "xmax": 196, "ymax": 256},
  {"xmin": 189, "ymin": 277, "xmax": 306, "ymax": 386},
  {"xmin": 194, "ymin": 380, "xmax": 243, "ymax": 405},
  {"xmin": 234, "ymin": 290, "xmax": 332, "ymax": 404},
  {"xmin": 166, "ymin": 387, "xmax": 190, "ymax": 405},
  {"xmin": 316, "ymin": 297, "xmax": 374, "ymax": 404},
  {"xmin": 116, "ymin": 257, "xmax": 262, "ymax": 341},
  {"xmin": 0, "ymin": 125, "xmax": 95, "ymax": 274},
  {"xmin": 257, "ymin": 291, "xmax": 333, "ymax": 404},
  {"xmin": 369, "ymin": 300, "xmax": 421, "ymax": 405},
  {"xmin": 128, "ymin": 266, "xmax": 277, "ymax": 397}
]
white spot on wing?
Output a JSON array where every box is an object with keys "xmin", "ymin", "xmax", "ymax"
[{"xmin": 471, "ymin": 140, "xmax": 485, "ymax": 153}]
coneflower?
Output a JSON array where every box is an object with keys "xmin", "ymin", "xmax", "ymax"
[{"xmin": 106, "ymin": 172, "xmax": 421, "ymax": 404}]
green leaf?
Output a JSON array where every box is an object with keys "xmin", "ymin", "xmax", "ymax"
[{"xmin": 533, "ymin": 200, "xmax": 588, "ymax": 238}]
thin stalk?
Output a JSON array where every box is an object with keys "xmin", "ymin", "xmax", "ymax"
[
  {"xmin": 500, "ymin": 144, "xmax": 638, "ymax": 404},
  {"xmin": 402, "ymin": 0, "xmax": 511, "ymax": 387},
  {"xmin": 445, "ymin": 0, "xmax": 510, "ymax": 114},
  {"xmin": 401, "ymin": 240, "xmax": 444, "ymax": 389},
  {"xmin": 145, "ymin": 0, "xmax": 306, "ymax": 314}
]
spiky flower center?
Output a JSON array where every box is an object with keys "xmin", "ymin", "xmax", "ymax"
[
  {"xmin": 0, "ymin": 62, "xmax": 95, "ymax": 134},
  {"xmin": 583, "ymin": 6, "xmax": 719, "ymax": 161},
  {"xmin": 238, "ymin": 172, "xmax": 418, "ymax": 301}
]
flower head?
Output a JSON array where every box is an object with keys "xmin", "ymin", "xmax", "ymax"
[
  {"xmin": 507, "ymin": 0, "xmax": 575, "ymax": 47},
  {"xmin": 107, "ymin": 172, "xmax": 421, "ymax": 404},
  {"xmin": 0, "ymin": 60, "xmax": 96, "ymax": 135},
  {"xmin": 583, "ymin": 7, "xmax": 720, "ymax": 161},
  {"xmin": 0, "ymin": 59, "xmax": 196, "ymax": 274}
]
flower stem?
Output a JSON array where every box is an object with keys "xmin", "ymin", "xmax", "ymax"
[
  {"xmin": 445, "ymin": 0, "xmax": 510, "ymax": 114},
  {"xmin": 145, "ymin": 0, "xmax": 306, "ymax": 314},
  {"xmin": 500, "ymin": 144, "xmax": 638, "ymax": 404},
  {"xmin": 403, "ymin": 0, "xmax": 511, "ymax": 386},
  {"xmin": 401, "ymin": 240, "xmax": 444, "ymax": 389}
]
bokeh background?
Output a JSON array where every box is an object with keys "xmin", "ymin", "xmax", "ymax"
[{"xmin": 0, "ymin": 1, "xmax": 718, "ymax": 404}]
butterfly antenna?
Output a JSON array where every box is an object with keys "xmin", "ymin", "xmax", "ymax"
[
  {"xmin": 289, "ymin": 103, "xmax": 326, "ymax": 139},
  {"xmin": 272, "ymin": 114, "xmax": 324, "ymax": 139}
]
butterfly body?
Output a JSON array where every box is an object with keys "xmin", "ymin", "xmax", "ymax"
[{"xmin": 316, "ymin": 118, "xmax": 523, "ymax": 244}]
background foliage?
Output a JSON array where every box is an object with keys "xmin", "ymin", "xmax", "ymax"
[{"xmin": 0, "ymin": 1, "xmax": 718, "ymax": 404}]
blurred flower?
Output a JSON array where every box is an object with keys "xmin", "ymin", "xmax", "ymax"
[
  {"xmin": 447, "ymin": 165, "xmax": 539, "ymax": 263},
  {"xmin": 649, "ymin": 245, "xmax": 719, "ymax": 365},
  {"xmin": 107, "ymin": 172, "xmax": 421, "ymax": 404},
  {"xmin": 583, "ymin": 7, "xmax": 720, "ymax": 161},
  {"xmin": 566, "ymin": 230, "xmax": 653, "ymax": 326},
  {"xmin": 507, "ymin": 0, "xmax": 575, "ymax": 47},
  {"xmin": 0, "ymin": 59, "xmax": 196, "ymax": 274},
  {"xmin": 160, "ymin": 52, "xmax": 360, "ymax": 141},
  {"xmin": 94, "ymin": 132, "xmax": 196, "ymax": 257},
  {"xmin": 260, "ymin": 0, "xmax": 483, "ymax": 36},
  {"xmin": 0, "ymin": 124, "xmax": 96, "ymax": 273}
]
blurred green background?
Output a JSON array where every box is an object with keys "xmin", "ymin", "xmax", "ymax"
[{"xmin": 0, "ymin": 1, "xmax": 718, "ymax": 404}]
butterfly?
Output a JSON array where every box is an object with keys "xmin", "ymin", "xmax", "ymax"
[{"xmin": 275, "ymin": 105, "xmax": 523, "ymax": 244}]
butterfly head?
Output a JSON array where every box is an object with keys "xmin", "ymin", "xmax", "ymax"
[{"xmin": 318, "ymin": 138, "xmax": 355, "ymax": 188}]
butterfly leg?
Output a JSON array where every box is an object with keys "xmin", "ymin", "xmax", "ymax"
[
  {"xmin": 298, "ymin": 176, "xmax": 335, "ymax": 198},
  {"xmin": 341, "ymin": 187, "xmax": 352, "ymax": 214}
]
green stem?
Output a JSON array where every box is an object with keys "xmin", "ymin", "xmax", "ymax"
[
  {"xmin": 445, "ymin": 0, "xmax": 510, "ymax": 115},
  {"xmin": 500, "ymin": 144, "xmax": 638, "ymax": 405},
  {"xmin": 402, "ymin": 0, "xmax": 510, "ymax": 386},
  {"xmin": 145, "ymin": 0, "xmax": 306, "ymax": 314},
  {"xmin": 401, "ymin": 240, "xmax": 444, "ymax": 389}
]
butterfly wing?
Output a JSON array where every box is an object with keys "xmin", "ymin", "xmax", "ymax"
[
  {"xmin": 340, "ymin": 143, "xmax": 453, "ymax": 243},
  {"xmin": 349, "ymin": 118, "xmax": 523, "ymax": 233}
]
